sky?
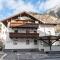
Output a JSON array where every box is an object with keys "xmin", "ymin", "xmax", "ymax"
[{"xmin": 0, "ymin": 0, "xmax": 60, "ymax": 20}]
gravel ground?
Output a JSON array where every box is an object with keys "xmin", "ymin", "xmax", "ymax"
[
  {"xmin": 0, "ymin": 51, "xmax": 4, "ymax": 57},
  {"xmin": 2, "ymin": 52, "xmax": 60, "ymax": 60}
]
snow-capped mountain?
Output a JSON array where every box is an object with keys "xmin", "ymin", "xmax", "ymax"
[{"xmin": 47, "ymin": 6, "xmax": 60, "ymax": 18}]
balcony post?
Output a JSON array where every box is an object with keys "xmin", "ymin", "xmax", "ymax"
[{"xmin": 48, "ymin": 36, "xmax": 52, "ymax": 51}]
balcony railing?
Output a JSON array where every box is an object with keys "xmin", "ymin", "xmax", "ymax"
[
  {"xmin": 9, "ymin": 33, "xmax": 39, "ymax": 38},
  {"xmin": 10, "ymin": 23, "xmax": 39, "ymax": 28}
]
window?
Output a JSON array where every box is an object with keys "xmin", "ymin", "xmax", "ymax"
[
  {"xmin": 26, "ymin": 29, "xmax": 29, "ymax": 33},
  {"xmin": 35, "ymin": 21, "xmax": 38, "ymax": 23},
  {"xmin": 14, "ymin": 29, "xmax": 18, "ymax": 33},
  {"xmin": 48, "ymin": 31, "xmax": 51, "ymax": 35},
  {"xmin": 13, "ymin": 41, "xmax": 17, "ymax": 45},
  {"xmin": 26, "ymin": 40, "xmax": 29, "ymax": 44},
  {"xmin": 34, "ymin": 39, "xmax": 37, "ymax": 45},
  {"xmin": 34, "ymin": 30, "xmax": 37, "ymax": 33}
]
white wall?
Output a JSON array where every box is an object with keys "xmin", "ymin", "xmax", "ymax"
[
  {"xmin": 9, "ymin": 28, "xmax": 37, "ymax": 33},
  {"xmin": 0, "ymin": 23, "xmax": 8, "ymax": 43},
  {"xmin": 4, "ymin": 22, "xmax": 39, "ymax": 49},
  {"xmin": 2, "ymin": 22, "xmax": 60, "ymax": 51},
  {"xmin": 38, "ymin": 40, "xmax": 60, "ymax": 51},
  {"xmin": 37, "ymin": 24, "xmax": 60, "ymax": 51},
  {"xmin": 37, "ymin": 25, "xmax": 55, "ymax": 36},
  {"xmin": 5, "ymin": 38, "xmax": 39, "ymax": 49},
  {"xmin": 43, "ymin": 46, "xmax": 60, "ymax": 51}
]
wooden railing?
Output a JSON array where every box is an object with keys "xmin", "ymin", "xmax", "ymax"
[
  {"xmin": 9, "ymin": 33, "xmax": 39, "ymax": 38},
  {"xmin": 10, "ymin": 23, "xmax": 39, "ymax": 28}
]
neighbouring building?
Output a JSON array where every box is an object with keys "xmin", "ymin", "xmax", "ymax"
[
  {"xmin": 0, "ymin": 22, "xmax": 5, "ymax": 50},
  {"xmin": 1, "ymin": 12, "xmax": 60, "ymax": 51}
]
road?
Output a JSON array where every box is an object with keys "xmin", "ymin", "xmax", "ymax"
[{"xmin": 2, "ymin": 52, "xmax": 60, "ymax": 60}]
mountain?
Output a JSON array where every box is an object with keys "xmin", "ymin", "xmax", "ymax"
[{"xmin": 47, "ymin": 6, "xmax": 60, "ymax": 18}]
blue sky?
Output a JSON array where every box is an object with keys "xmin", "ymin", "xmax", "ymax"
[{"xmin": 0, "ymin": 0, "xmax": 60, "ymax": 20}]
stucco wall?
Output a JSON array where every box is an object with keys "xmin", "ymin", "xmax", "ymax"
[
  {"xmin": 37, "ymin": 25, "xmax": 55, "ymax": 36},
  {"xmin": 5, "ymin": 38, "xmax": 39, "ymax": 49},
  {"xmin": 2, "ymin": 22, "xmax": 60, "ymax": 51}
]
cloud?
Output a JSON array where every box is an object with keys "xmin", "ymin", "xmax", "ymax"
[
  {"xmin": 35, "ymin": 0, "xmax": 60, "ymax": 13},
  {"xmin": 0, "ymin": 0, "xmax": 38, "ymax": 19},
  {"xmin": 3, "ymin": 0, "xmax": 37, "ymax": 15},
  {"xmin": 0, "ymin": 0, "xmax": 60, "ymax": 19},
  {"xmin": 0, "ymin": 0, "xmax": 5, "ymax": 10},
  {"xmin": 43, "ymin": 0, "xmax": 60, "ymax": 10},
  {"xmin": 0, "ymin": 0, "xmax": 60, "ymax": 13}
]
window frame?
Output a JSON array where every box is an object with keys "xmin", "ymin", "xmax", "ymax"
[
  {"xmin": 26, "ymin": 40, "xmax": 30, "ymax": 45},
  {"xmin": 34, "ymin": 39, "xmax": 37, "ymax": 45}
]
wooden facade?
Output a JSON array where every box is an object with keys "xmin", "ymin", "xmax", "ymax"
[{"xmin": 9, "ymin": 33, "xmax": 39, "ymax": 38}]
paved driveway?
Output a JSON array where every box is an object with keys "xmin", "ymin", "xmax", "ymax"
[{"xmin": 2, "ymin": 52, "xmax": 60, "ymax": 60}]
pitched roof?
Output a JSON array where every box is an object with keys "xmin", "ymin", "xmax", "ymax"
[
  {"xmin": 1, "ymin": 12, "xmax": 43, "ymax": 23},
  {"xmin": 1, "ymin": 11, "xmax": 58, "ymax": 25},
  {"xmin": 29, "ymin": 12, "xmax": 58, "ymax": 24}
]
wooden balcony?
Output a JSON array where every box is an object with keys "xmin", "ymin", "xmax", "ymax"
[
  {"xmin": 10, "ymin": 23, "xmax": 39, "ymax": 29},
  {"xmin": 9, "ymin": 33, "xmax": 39, "ymax": 38}
]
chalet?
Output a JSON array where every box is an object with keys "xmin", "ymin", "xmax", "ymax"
[{"xmin": 0, "ymin": 12, "xmax": 60, "ymax": 52}]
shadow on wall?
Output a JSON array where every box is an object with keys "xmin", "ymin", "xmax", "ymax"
[
  {"xmin": 37, "ymin": 30, "xmax": 50, "ymax": 36},
  {"xmin": 0, "ymin": 41, "xmax": 4, "ymax": 51}
]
